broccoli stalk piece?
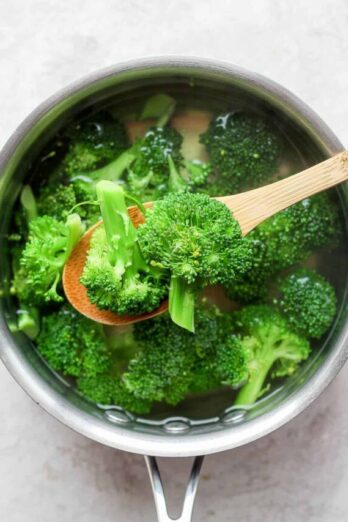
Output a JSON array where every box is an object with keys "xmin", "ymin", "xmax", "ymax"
[
  {"xmin": 10, "ymin": 186, "xmax": 40, "ymax": 338},
  {"xmin": 234, "ymin": 305, "xmax": 310, "ymax": 406},
  {"xmin": 200, "ymin": 111, "xmax": 282, "ymax": 194},
  {"xmin": 12, "ymin": 185, "xmax": 38, "ymax": 242},
  {"xmin": 138, "ymin": 192, "xmax": 252, "ymax": 331},
  {"xmin": 13, "ymin": 213, "xmax": 84, "ymax": 305},
  {"xmin": 20, "ymin": 185, "xmax": 38, "ymax": 223},
  {"xmin": 276, "ymin": 268, "xmax": 337, "ymax": 339},
  {"xmin": 81, "ymin": 181, "xmax": 167, "ymax": 315},
  {"xmin": 16, "ymin": 305, "xmax": 40, "ymax": 340}
]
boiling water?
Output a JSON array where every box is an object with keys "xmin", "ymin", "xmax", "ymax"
[{"xmin": 14, "ymin": 83, "xmax": 348, "ymax": 421}]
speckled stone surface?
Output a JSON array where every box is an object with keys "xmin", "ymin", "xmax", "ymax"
[{"xmin": 1, "ymin": 1, "xmax": 348, "ymax": 520}]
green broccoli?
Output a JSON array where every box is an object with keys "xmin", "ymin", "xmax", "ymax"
[
  {"xmin": 37, "ymin": 306, "xmax": 110, "ymax": 377},
  {"xmin": 127, "ymin": 126, "xmax": 184, "ymax": 198},
  {"xmin": 124, "ymin": 314, "xmax": 196, "ymax": 405},
  {"xmin": 13, "ymin": 213, "xmax": 84, "ymax": 305},
  {"xmin": 63, "ymin": 111, "xmax": 129, "ymax": 175},
  {"xmin": 138, "ymin": 192, "xmax": 251, "ymax": 331},
  {"xmin": 9, "ymin": 186, "xmax": 41, "ymax": 339},
  {"xmin": 81, "ymin": 181, "xmax": 168, "ymax": 315},
  {"xmin": 234, "ymin": 305, "xmax": 310, "ymax": 406},
  {"xmin": 37, "ymin": 183, "xmax": 78, "ymax": 221},
  {"xmin": 37, "ymin": 306, "xmax": 150, "ymax": 413},
  {"xmin": 276, "ymin": 268, "xmax": 337, "ymax": 339},
  {"xmin": 76, "ymin": 374, "xmax": 151, "ymax": 414},
  {"xmin": 226, "ymin": 192, "xmax": 341, "ymax": 303},
  {"xmin": 200, "ymin": 111, "xmax": 282, "ymax": 194},
  {"xmin": 13, "ymin": 185, "xmax": 38, "ymax": 242},
  {"xmin": 125, "ymin": 305, "xmax": 249, "ymax": 403}
]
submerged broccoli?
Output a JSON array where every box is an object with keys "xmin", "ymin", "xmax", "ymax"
[
  {"xmin": 138, "ymin": 192, "xmax": 251, "ymax": 331},
  {"xmin": 124, "ymin": 304, "xmax": 248, "ymax": 404},
  {"xmin": 12, "ymin": 185, "xmax": 38, "ymax": 242},
  {"xmin": 226, "ymin": 192, "xmax": 341, "ymax": 303},
  {"xmin": 9, "ymin": 186, "xmax": 41, "ymax": 339},
  {"xmin": 190, "ymin": 304, "xmax": 248, "ymax": 392},
  {"xmin": 37, "ymin": 306, "xmax": 150, "ymax": 413},
  {"xmin": 37, "ymin": 183, "xmax": 78, "ymax": 221},
  {"xmin": 76, "ymin": 374, "xmax": 151, "ymax": 414},
  {"xmin": 124, "ymin": 314, "xmax": 196, "ymax": 405},
  {"xmin": 63, "ymin": 111, "xmax": 129, "ymax": 176},
  {"xmin": 276, "ymin": 268, "xmax": 337, "ymax": 339},
  {"xmin": 127, "ymin": 125, "xmax": 184, "ymax": 197},
  {"xmin": 81, "ymin": 181, "xmax": 167, "ymax": 315},
  {"xmin": 234, "ymin": 305, "xmax": 310, "ymax": 406},
  {"xmin": 37, "ymin": 306, "xmax": 110, "ymax": 377},
  {"xmin": 12, "ymin": 213, "xmax": 84, "ymax": 305},
  {"xmin": 200, "ymin": 111, "xmax": 282, "ymax": 194}
]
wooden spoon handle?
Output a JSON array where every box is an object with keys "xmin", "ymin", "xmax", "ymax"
[{"xmin": 216, "ymin": 151, "xmax": 348, "ymax": 235}]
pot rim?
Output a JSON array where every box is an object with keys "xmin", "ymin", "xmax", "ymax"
[{"xmin": 0, "ymin": 56, "xmax": 347, "ymax": 457}]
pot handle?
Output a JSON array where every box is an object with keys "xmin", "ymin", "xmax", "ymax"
[{"xmin": 144, "ymin": 455, "xmax": 204, "ymax": 522}]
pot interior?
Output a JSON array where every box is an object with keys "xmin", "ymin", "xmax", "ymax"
[{"xmin": 1, "ymin": 65, "xmax": 347, "ymax": 447}]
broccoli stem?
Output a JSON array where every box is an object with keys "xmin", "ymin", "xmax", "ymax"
[
  {"xmin": 96, "ymin": 180, "xmax": 136, "ymax": 273},
  {"xmin": 95, "ymin": 149, "xmax": 136, "ymax": 181},
  {"xmin": 234, "ymin": 351, "xmax": 276, "ymax": 406},
  {"xmin": 65, "ymin": 213, "xmax": 85, "ymax": 261},
  {"xmin": 167, "ymin": 156, "xmax": 187, "ymax": 192},
  {"xmin": 17, "ymin": 305, "xmax": 40, "ymax": 340},
  {"xmin": 20, "ymin": 185, "xmax": 38, "ymax": 223},
  {"xmin": 169, "ymin": 276, "xmax": 196, "ymax": 333},
  {"xmin": 139, "ymin": 94, "xmax": 176, "ymax": 127}
]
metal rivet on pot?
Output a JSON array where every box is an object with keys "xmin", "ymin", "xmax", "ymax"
[
  {"xmin": 104, "ymin": 409, "xmax": 131, "ymax": 425},
  {"xmin": 221, "ymin": 408, "xmax": 247, "ymax": 425},
  {"xmin": 163, "ymin": 418, "xmax": 191, "ymax": 434}
]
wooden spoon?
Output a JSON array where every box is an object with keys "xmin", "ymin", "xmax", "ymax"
[{"xmin": 63, "ymin": 150, "xmax": 348, "ymax": 325}]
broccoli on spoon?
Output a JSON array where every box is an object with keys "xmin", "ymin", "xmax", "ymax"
[{"xmin": 63, "ymin": 150, "xmax": 348, "ymax": 331}]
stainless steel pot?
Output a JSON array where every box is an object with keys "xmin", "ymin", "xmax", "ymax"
[{"xmin": 0, "ymin": 57, "xmax": 347, "ymax": 522}]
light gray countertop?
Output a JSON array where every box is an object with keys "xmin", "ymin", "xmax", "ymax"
[{"xmin": 1, "ymin": 1, "xmax": 348, "ymax": 520}]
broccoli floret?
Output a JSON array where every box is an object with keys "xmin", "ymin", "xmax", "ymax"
[
  {"xmin": 184, "ymin": 160, "xmax": 212, "ymax": 189},
  {"xmin": 76, "ymin": 374, "xmax": 151, "ymax": 414},
  {"xmin": 128, "ymin": 126, "xmax": 183, "ymax": 189},
  {"xmin": 192, "ymin": 305, "xmax": 248, "ymax": 390},
  {"xmin": 60, "ymin": 111, "xmax": 132, "ymax": 213},
  {"xmin": 124, "ymin": 313, "xmax": 196, "ymax": 405},
  {"xmin": 234, "ymin": 305, "xmax": 311, "ymax": 406},
  {"xmin": 63, "ymin": 111, "xmax": 128, "ymax": 176},
  {"xmin": 226, "ymin": 192, "xmax": 341, "ymax": 303},
  {"xmin": 37, "ymin": 306, "xmax": 110, "ymax": 378},
  {"xmin": 215, "ymin": 335, "xmax": 249, "ymax": 387},
  {"xmin": 81, "ymin": 181, "xmax": 168, "ymax": 315},
  {"xmin": 36, "ymin": 306, "xmax": 151, "ymax": 413},
  {"xmin": 276, "ymin": 268, "xmax": 337, "ymax": 339},
  {"xmin": 13, "ymin": 213, "xmax": 84, "ymax": 305},
  {"xmin": 125, "ymin": 305, "xmax": 249, "ymax": 402},
  {"xmin": 261, "ymin": 193, "xmax": 341, "ymax": 269},
  {"xmin": 138, "ymin": 192, "xmax": 251, "ymax": 331},
  {"xmin": 200, "ymin": 111, "xmax": 282, "ymax": 194},
  {"xmin": 37, "ymin": 183, "xmax": 77, "ymax": 221}
]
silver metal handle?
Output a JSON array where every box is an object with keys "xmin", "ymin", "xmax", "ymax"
[{"xmin": 145, "ymin": 455, "xmax": 204, "ymax": 522}]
